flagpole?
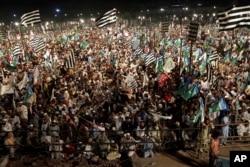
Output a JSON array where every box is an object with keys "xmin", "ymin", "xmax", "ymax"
[
  {"xmin": 189, "ymin": 41, "xmax": 193, "ymax": 75},
  {"xmin": 179, "ymin": 37, "xmax": 183, "ymax": 74}
]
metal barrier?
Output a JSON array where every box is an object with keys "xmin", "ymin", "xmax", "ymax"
[{"xmin": 1, "ymin": 123, "xmax": 250, "ymax": 166}]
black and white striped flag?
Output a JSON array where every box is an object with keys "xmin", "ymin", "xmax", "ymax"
[
  {"xmin": 34, "ymin": 39, "xmax": 46, "ymax": 53},
  {"xmin": 133, "ymin": 47, "xmax": 143, "ymax": 56},
  {"xmin": 12, "ymin": 45, "xmax": 22, "ymax": 56},
  {"xmin": 145, "ymin": 52, "xmax": 156, "ymax": 67},
  {"xmin": 217, "ymin": 5, "xmax": 250, "ymax": 31},
  {"xmin": 21, "ymin": 10, "xmax": 41, "ymax": 26},
  {"xmin": 208, "ymin": 50, "xmax": 219, "ymax": 68},
  {"xmin": 64, "ymin": 50, "xmax": 75, "ymax": 69},
  {"xmin": 126, "ymin": 75, "xmax": 138, "ymax": 89},
  {"xmin": 96, "ymin": 8, "xmax": 117, "ymax": 28},
  {"xmin": 161, "ymin": 21, "xmax": 169, "ymax": 33},
  {"xmin": 124, "ymin": 39, "xmax": 132, "ymax": 48},
  {"xmin": 29, "ymin": 36, "xmax": 39, "ymax": 48}
]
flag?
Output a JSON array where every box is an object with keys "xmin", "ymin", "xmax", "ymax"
[
  {"xmin": 217, "ymin": 5, "xmax": 250, "ymax": 31},
  {"xmin": 44, "ymin": 50, "xmax": 51, "ymax": 68},
  {"xmin": 142, "ymin": 72, "xmax": 149, "ymax": 87},
  {"xmin": 24, "ymin": 85, "xmax": 33, "ymax": 103},
  {"xmin": 61, "ymin": 35, "xmax": 69, "ymax": 43},
  {"xmin": 64, "ymin": 50, "xmax": 75, "ymax": 69},
  {"xmin": 194, "ymin": 97, "xmax": 205, "ymax": 123},
  {"xmin": 163, "ymin": 57, "xmax": 176, "ymax": 73},
  {"xmin": 132, "ymin": 40, "xmax": 140, "ymax": 50},
  {"xmin": 0, "ymin": 29, "xmax": 6, "ymax": 40},
  {"xmin": 80, "ymin": 40, "xmax": 88, "ymax": 49},
  {"xmin": 126, "ymin": 75, "xmax": 138, "ymax": 89},
  {"xmin": 33, "ymin": 66, "xmax": 40, "ymax": 85},
  {"xmin": 0, "ymin": 84, "xmax": 14, "ymax": 95},
  {"xmin": 132, "ymin": 47, "xmax": 143, "ymax": 56},
  {"xmin": 207, "ymin": 50, "xmax": 219, "ymax": 68},
  {"xmin": 29, "ymin": 36, "xmax": 39, "ymax": 48},
  {"xmin": 173, "ymin": 82, "xmax": 186, "ymax": 96},
  {"xmin": 124, "ymin": 39, "xmax": 132, "ymax": 48},
  {"xmin": 155, "ymin": 56, "xmax": 164, "ymax": 72},
  {"xmin": 34, "ymin": 39, "xmax": 46, "ymax": 53},
  {"xmin": 17, "ymin": 72, "xmax": 29, "ymax": 90},
  {"xmin": 158, "ymin": 73, "xmax": 169, "ymax": 88},
  {"xmin": 161, "ymin": 21, "xmax": 169, "ymax": 32},
  {"xmin": 21, "ymin": 10, "xmax": 41, "ymax": 26},
  {"xmin": 12, "ymin": 45, "xmax": 22, "ymax": 56},
  {"xmin": 181, "ymin": 83, "xmax": 199, "ymax": 100},
  {"xmin": 9, "ymin": 55, "xmax": 19, "ymax": 67},
  {"xmin": 96, "ymin": 8, "xmax": 117, "ymax": 28},
  {"xmin": 145, "ymin": 53, "xmax": 156, "ymax": 67},
  {"xmin": 209, "ymin": 98, "xmax": 229, "ymax": 112}
]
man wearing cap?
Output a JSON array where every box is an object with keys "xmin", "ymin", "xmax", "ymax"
[
  {"xmin": 49, "ymin": 120, "xmax": 60, "ymax": 137},
  {"xmin": 120, "ymin": 132, "xmax": 137, "ymax": 157},
  {"xmin": 49, "ymin": 134, "xmax": 64, "ymax": 159}
]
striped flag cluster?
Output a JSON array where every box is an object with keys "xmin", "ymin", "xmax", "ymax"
[
  {"xmin": 21, "ymin": 10, "xmax": 41, "ymax": 26},
  {"xmin": 217, "ymin": 5, "xmax": 250, "ymax": 31},
  {"xmin": 96, "ymin": 8, "xmax": 117, "ymax": 28},
  {"xmin": 64, "ymin": 50, "xmax": 75, "ymax": 69},
  {"xmin": 145, "ymin": 53, "xmax": 156, "ymax": 67},
  {"xmin": 12, "ymin": 45, "xmax": 22, "ymax": 56}
]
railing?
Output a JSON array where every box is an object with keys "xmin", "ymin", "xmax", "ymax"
[{"xmin": 1, "ymin": 123, "xmax": 250, "ymax": 156}]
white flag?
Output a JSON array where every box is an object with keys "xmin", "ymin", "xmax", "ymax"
[
  {"xmin": 33, "ymin": 66, "xmax": 40, "ymax": 85},
  {"xmin": 142, "ymin": 72, "xmax": 149, "ymax": 87},
  {"xmin": 17, "ymin": 72, "xmax": 29, "ymax": 90},
  {"xmin": 0, "ymin": 84, "xmax": 14, "ymax": 95},
  {"xmin": 163, "ymin": 57, "xmax": 176, "ymax": 73}
]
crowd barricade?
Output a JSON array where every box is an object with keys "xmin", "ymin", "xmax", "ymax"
[{"xmin": 1, "ymin": 124, "xmax": 250, "ymax": 158}]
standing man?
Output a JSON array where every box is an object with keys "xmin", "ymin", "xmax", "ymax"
[
  {"xmin": 209, "ymin": 130, "xmax": 220, "ymax": 167},
  {"xmin": 221, "ymin": 111, "xmax": 230, "ymax": 146}
]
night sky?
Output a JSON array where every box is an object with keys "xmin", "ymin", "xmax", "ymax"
[{"xmin": 0, "ymin": 0, "xmax": 249, "ymax": 23}]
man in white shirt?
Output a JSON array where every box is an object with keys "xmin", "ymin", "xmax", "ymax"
[
  {"xmin": 120, "ymin": 133, "xmax": 138, "ymax": 157},
  {"xmin": 242, "ymin": 107, "xmax": 250, "ymax": 122},
  {"xmin": 1, "ymin": 119, "xmax": 13, "ymax": 137}
]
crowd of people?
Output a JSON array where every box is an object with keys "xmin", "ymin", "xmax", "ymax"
[{"xmin": 0, "ymin": 19, "xmax": 250, "ymax": 166}]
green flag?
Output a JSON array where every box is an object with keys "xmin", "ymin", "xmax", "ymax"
[
  {"xmin": 173, "ymin": 82, "xmax": 186, "ymax": 96},
  {"xmin": 155, "ymin": 57, "xmax": 164, "ymax": 72},
  {"xmin": 193, "ymin": 97, "xmax": 204, "ymax": 123},
  {"xmin": 5, "ymin": 63, "xmax": 16, "ymax": 72},
  {"xmin": 61, "ymin": 35, "xmax": 68, "ymax": 43},
  {"xmin": 80, "ymin": 40, "xmax": 88, "ymax": 49},
  {"xmin": 209, "ymin": 102, "xmax": 220, "ymax": 113},
  {"xmin": 181, "ymin": 83, "xmax": 199, "ymax": 100}
]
